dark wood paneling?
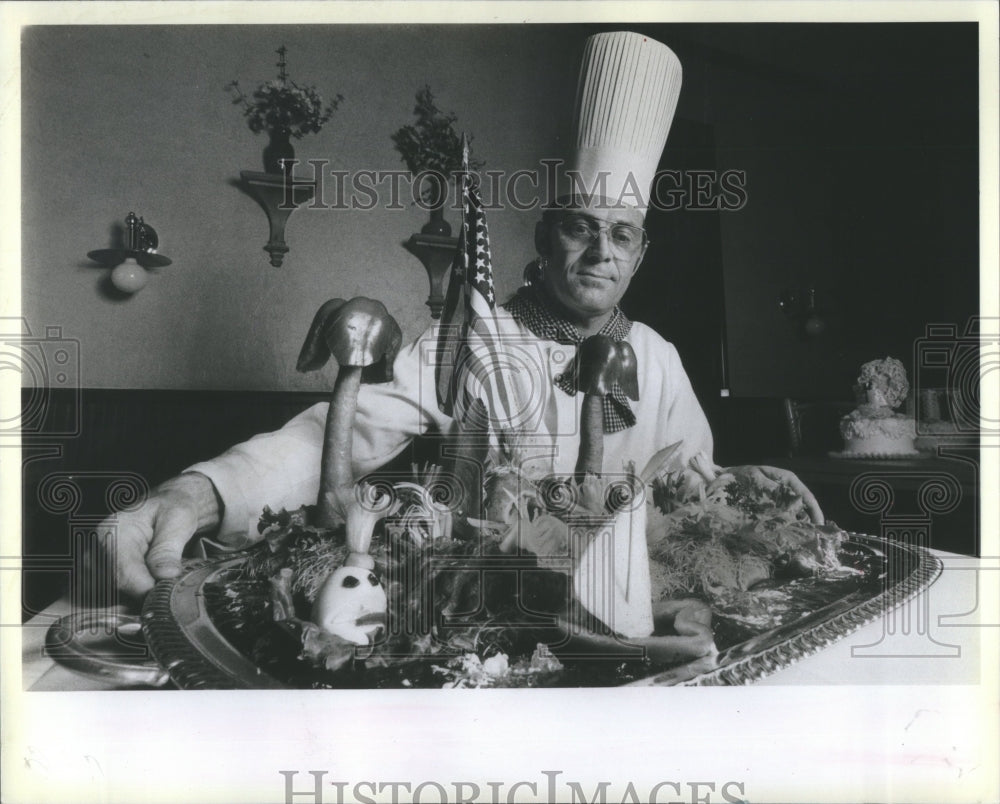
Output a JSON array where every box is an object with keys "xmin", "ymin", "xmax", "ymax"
[
  {"xmin": 20, "ymin": 388, "xmax": 329, "ymax": 617},
  {"xmin": 767, "ymin": 453, "xmax": 980, "ymax": 557}
]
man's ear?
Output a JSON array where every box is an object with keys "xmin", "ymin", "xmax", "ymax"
[{"xmin": 534, "ymin": 220, "xmax": 551, "ymax": 257}]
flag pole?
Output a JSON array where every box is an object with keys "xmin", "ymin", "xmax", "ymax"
[{"xmin": 439, "ymin": 131, "xmax": 486, "ymax": 532}]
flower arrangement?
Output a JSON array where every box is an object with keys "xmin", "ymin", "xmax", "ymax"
[
  {"xmin": 392, "ymin": 85, "xmax": 483, "ymax": 203},
  {"xmin": 226, "ymin": 46, "xmax": 343, "ymax": 139}
]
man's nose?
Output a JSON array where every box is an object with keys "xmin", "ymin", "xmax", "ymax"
[{"xmin": 585, "ymin": 229, "xmax": 614, "ymax": 260}]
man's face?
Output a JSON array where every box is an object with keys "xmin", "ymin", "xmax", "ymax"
[{"xmin": 535, "ymin": 203, "xmax": 648, "ymax": 323}]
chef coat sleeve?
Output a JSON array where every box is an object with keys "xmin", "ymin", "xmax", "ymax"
[
  {"xmin": 185, "ymin": 325, "xmax": 451, "ymax": 539},
  {"xmin": 628, "ymin": 322, "xmax": 714, "ymax": 473},
  {"xmin": 662, "ymin": 339, "xmax": 714, "ymax": 463}
]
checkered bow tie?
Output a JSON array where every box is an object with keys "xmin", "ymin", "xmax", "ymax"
[{"xmin": 503, "ymin": 285, "xmax": 637, "ymax": 433}]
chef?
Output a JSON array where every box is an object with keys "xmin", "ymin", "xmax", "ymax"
[{"xmin": 100, "ymin": 32, "xmax": 822, "ymax": 601}]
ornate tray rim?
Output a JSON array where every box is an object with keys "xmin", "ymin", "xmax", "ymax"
[
  {"xmin": 828, "ymin": 449, "xmax": 927, "ymax": 460},
  {"xmin": 142, "ymin": 555, "xmax": 288, "ymax": 689},
  {"xmin": 627, "ymin": 532, "xmax": 942, "ymax": 686},
  {"xmin": 140, "ymin": 532, "xmax": 942, "ymax": 689}
]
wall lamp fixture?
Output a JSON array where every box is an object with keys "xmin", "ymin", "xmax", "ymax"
[{"xmin": 87, "ymin": 211, "xmax": 172, "ymax": 294}]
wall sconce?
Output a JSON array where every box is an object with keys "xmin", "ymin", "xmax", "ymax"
[
  {"xmin": 87, "ymin": 212, "xmax": 172, "ymax": 294},
  {"xmin": 239, "ymin": 170, "xmax": 316, "ymax": 267},
  {"xmin": 778, "ymin": 286, "xmax": 828, "ymax": 338}
]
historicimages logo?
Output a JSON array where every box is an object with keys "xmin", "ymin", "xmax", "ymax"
[{"xmin": 279, "ymin": 770, "xmax": 749, "ymax": 804}]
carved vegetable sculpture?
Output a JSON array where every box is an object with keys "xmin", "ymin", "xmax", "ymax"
[
  {"xmin": 311, "ymin": 565, "xmax": 388, "ymax": 645},
  {"xmin": 568, "ymin": 334, "xmax": 639, "ymax": 478},
  {"xmin": 561, "ymin": 334, "xmax": 650, "ymax": 637},
  {"xmin": 297, "ymin": 297, "xmax": 402, "ymax": 529},
  {"xmin": 297, "ymin": 298, "xmax": 400, "ymax": 646}
]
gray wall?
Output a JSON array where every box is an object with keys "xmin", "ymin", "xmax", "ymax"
[{"xmin": 22, "ymin": 25, "xmax": 573, "ymax": 390}]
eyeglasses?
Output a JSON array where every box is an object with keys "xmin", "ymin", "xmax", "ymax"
[{"xmin": 555, "ymin": 214, "xmax": 648, "ymax": 256}]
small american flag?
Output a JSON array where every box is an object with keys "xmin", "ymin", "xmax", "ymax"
[{"xmin": 435, "ymin": 137, "xmax": 517, "ymax": 431}]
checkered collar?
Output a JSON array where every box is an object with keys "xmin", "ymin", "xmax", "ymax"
[{"xmin": 503, "ymin": 285, "xmax": 636, "ymax": 433}]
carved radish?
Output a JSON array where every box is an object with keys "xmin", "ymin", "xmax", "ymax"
[
  {"xmin": 566, "ymin": 334, "xmax": 639, "ymax": 479},
  {"xmin": 311, "ymin": 565, "xmax": 388, "ymax": 645},
  {"xmin": 297, "ymin": 297, "xmax": 402, "ymax": 528}
]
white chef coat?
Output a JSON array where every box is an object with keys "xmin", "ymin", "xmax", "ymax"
[{"xmin": 188, "ymin": 316, "xmax": 713, "ymax": 540}]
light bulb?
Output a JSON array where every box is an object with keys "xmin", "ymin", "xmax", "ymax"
[{"xmin": 110, "ymin": 259, "xmax": 148, "ymax": 294}]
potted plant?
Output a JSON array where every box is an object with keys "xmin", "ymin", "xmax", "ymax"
[
  {"xmin": 391, "ymin": 86, "xmax": 483, "ymax": 236},
  {"xmin": 227, "ymin": 45, "xmax": 344, "ymax": 175}
]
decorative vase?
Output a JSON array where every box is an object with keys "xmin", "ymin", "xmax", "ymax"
[
  {"xmin": 263, "ymin": 128, "xmax": 295, "ymax": 175},
  {"xmin": 421, "ymin": 205, "xmax": 452, "ymax": 237},
  {"xmin": 420, "ymin": 173, "xmax": 452, "ymax": 236}
]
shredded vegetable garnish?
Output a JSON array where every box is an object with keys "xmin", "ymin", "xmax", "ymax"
[
  {"xmin": 206, "ymin": 455, "xmax": 865, "ymax": 686},
  {"xmin": 645, "ymin": 471, "xmax": 850, "ymax": 625},
  {"xmin": 432, "ymin": 644, "xmax": 565, "ymax": 688}
]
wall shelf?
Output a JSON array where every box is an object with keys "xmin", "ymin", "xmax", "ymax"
[
  {"xmin": 403, "ymin": 232, "xmax": 458, "ymax": 318},
  {"xmin": 239, "ymin": 171, "xmax": 317, "ymax": 267}
]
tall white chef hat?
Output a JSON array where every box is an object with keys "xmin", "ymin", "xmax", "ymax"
[{"xmin": 558, "ymin": 31, "xmax": 683, "ymax": 215}]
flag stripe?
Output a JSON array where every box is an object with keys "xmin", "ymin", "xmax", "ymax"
[{"xmin": 435, "ymin": 140, "xmax": 517, "ymax": 431}]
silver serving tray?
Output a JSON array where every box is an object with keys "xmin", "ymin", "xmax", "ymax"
[
  {"xmin": 127, "ymin": 532, "xmax": 942, "ymax": 689},
  {"xmin": 44, "ymin": 610, "xmax": 172, "ymax": 688},
  {"xmin": 141, "ymin": 555, "xmax": 287, "ymax": 689}
]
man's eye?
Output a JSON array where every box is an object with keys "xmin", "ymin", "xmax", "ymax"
[
  {"xmin": 566, "ymin": 221, "xmax": 593, "ymax": 238},
  {"xmin": 611, "ymin": 227, "xmax": 637, "ymax": 245}
]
